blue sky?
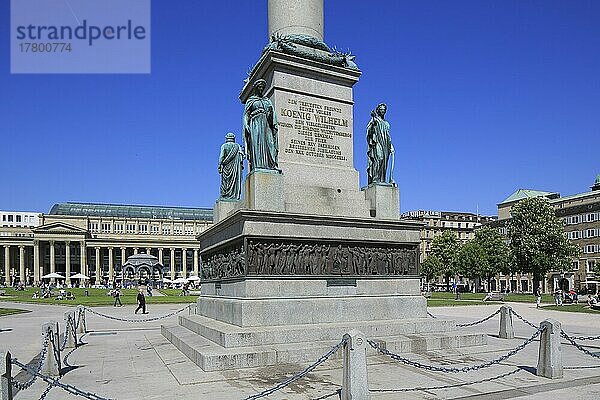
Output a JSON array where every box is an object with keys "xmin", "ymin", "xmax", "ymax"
[{"xmin": 1, "ymin": 0, "xmax": 599, "ymax": 216}]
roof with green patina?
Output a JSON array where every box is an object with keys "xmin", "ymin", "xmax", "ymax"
[
  {"xmin": 498, "ymin": 189, "xmax": 559, "ymax": 205},
  {"xmin": 49, "ymin": 202, "xmax": 213, "ymax": 221}
]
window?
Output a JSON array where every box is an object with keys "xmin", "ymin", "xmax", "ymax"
[
  {"xmin": 588, "ymin": 260, "xmax": 596, "ymax": 273},
  {"xmin": 126, "ymin": 224, "xmax": 136, "ymax": 234},
  {"xmin": 587, "ymin": 229, "xmax": 596, "ymax": 238},
  {"xmin": 586, "ymin": 245, "xmax": 597, "ymax": 254},
  {"xmin": 174, "ymin": 225, "xmax": 183, "ymax": 235},
  {"xmin": 162, "ymin": 227, "xmax": 171, "ymax": 235},
  {"xmin": 185, "ymin": 225, "xmax": 194, "ymax": 235},
  {"xmin": 151, "ymin": 225, "xmax": 159, "ymax": 234},
  {"xmin": 7, "ymin": 215, "xmax": 13, "ymax": 222},
  {"xmin": 588, "ymin": 213, "xmax": 596, "ymax": 222},
  {"xmin": 114, "ymin": 224, "xmax": 123, "ymax": 233},
  {"xmin": 101, "ymin": 223, "xmax": 111, "ymax": 233},
  {"xmin": 88, "ymin": 222, "xmax": 98, "ymax": 232},
  {"xmin": 16, "ymin": 215, "xmax": 21, "ymax": 222},
  {"xmin": 573, "ymin": 261, "xmax": 579, "ymax": 271},
  {"xmin": 139, "ymin": 224, "xmax": 148, "ymax": 234}
]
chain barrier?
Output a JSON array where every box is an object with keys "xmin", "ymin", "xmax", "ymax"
[
  {"xmin": 11, "ymin": 328, "xmax": 52, "ymax": 391},
  {"xmin": 367, "ymin": 326, "xmax": 544, "ymax": 373},
  {"xmin": 83, "ymin": 304, "xmax": 191, "ymax": 323},
  {"xmin": 455, "ymin": 309, "xmax": 502, "ymax": 327},
  {"xmin": 310, "ymin": 389, "xmax": 341, "ymax": 400},
  {"xmin": 509, "ymin": 309, "xmax": 538, "ymax": 328},
  {"xmin": 39, "ymin": 383, "xmax": 53, "ymax": 400},
  {"xmin": 370, "ymin": 367, "xmax": 522, "ymax": 392},
  {"xmin": 564, "ymin": 333, "xmax": 600, "ymax": 341},
  {"xmin": 241, "ymin": 338, "xmax": 347, "ymax": 400},
  {"xmin": 11, "ymin": 358, "xmax": 113, "ymax": 400},
  {"xmin": 76, "ymin": 308, "xmax": 87, "ymax": 333},
  {"xmin": 427, "ymin": 311, "xmax": 437, "ymax": 319},
  {"xmin": 560, "ymin": 330, "xmax": 600, "ymax": 359},
  {"xmin": 59, "ymin": 315, "xmax": 74, "ymax": 351}
]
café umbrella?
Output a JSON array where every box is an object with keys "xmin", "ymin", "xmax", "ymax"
[
  {"xmin": 42, "ymin": 272, "xmax": 65, "ymax": 279},
  {"xmin": 71, "ymin": 273, "xmax": 90, "ymax": 280}
]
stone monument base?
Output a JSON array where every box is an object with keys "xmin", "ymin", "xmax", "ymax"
[
  {"xmin": 244, "ymin": 170, "xmax": 284, "ymax": 212},
  {"xmin": 213, "ymin": 199, "xmax": 242, "ymax": 224},
  {"xmin": 362, "ymin": 183, "xmax": 400, "ymax": 219}
]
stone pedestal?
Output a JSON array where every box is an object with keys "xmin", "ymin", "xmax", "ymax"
[
  {"xmin": 213, "ymin": 199, "xmax": 241, "ymax": 224},
  {"xmin": 362, "ymin": 183, "xmax": 400, "ymax": 219},
  {"xmin": 244, "ymin": 170, "xmax": 285, "ymax": 212}
]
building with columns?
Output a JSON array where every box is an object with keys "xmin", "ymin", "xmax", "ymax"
[{"xmin": 0, "ymin": 202, "xmax": 213, "ymax": 286}]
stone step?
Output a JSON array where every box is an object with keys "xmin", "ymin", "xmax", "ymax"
[
  {"xmin": 178, "ymin": 314, "xmax": 457, "ymax": 348},
  {"xmin": 162, "ymin": 324, "xmax": 487, "ymax": 371}
]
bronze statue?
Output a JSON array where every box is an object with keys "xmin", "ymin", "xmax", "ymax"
[
  {"xmin": 218, "ymin": 132, "xmax": 244, "ymax": 200},
  {"xmin": 366, "ymin": 103, "xmax": 395, "ymax": 184},
  {"xmin": 243, "ymin": 79, "xmax": 280, "ymax": 172}
]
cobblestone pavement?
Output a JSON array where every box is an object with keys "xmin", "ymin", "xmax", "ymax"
[{"xmin": 1, "ymin": 300, "xmax": 600, "ymax": 399}]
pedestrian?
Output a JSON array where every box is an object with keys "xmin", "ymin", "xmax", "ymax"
[
  {"xmin": 113, "ymin": 288, "xmax": 123, "ymax": 307},
  {"xmin": 135, "ymin": 288, "xmax": 147, "ymax": 314},
  {"xmin": 535, "ymin": 286, "xmax": 542, "ymax": 308}
]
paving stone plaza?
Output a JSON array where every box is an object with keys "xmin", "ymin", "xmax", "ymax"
[{"xmin": 1, "ymin": 301, "xmax": 600, "ymax": 399}]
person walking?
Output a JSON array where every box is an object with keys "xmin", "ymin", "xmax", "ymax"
[
  {"xmin": 113, "ymin": 288, "xmax": 123, "ymax": 307},
  {"xmin": 135, "ymin": 288, "xmax": 147, "ymax": 314},
  {"xmin": 535, "ymin": 286, "xmax": 542, "ymax": 308}
]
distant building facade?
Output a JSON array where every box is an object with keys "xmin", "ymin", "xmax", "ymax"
[
  {"xmin": 0, "ymin": 202, "xmax": 213, "ymax": 286},
  {"xmin": 493, "ymin": 175, "xmax": 600, "ymax": 294},
  {"xmin": 400, "ymin": 210, "xmax": 497, "ymax": 263}
]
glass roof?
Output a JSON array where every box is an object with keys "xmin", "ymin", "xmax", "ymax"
[{"xmin": 49, "ymin": 202, "xmax": 213, "ymax": 221}]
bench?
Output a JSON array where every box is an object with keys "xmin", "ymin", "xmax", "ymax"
[{"xmin": 483, "ymin": 292, "xmax": 507, "ymax": 302}]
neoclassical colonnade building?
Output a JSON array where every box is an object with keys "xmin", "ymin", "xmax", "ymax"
[{"xmin": 0, "ymin": 203, "xmax": 213, "ymax": 286}]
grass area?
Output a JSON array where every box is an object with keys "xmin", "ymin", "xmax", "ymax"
[
  {"xmin": 0, "ymin": 287, "xmax": 197, "ymax": 307},
  {"xmin": 429, "ymin": 291, "xmax": 555, "ymax": 304},
  {"xmin": 0, "ymin": 307, "xmax": 30, "ymax": 316},
  {"xmin": 542, "ymin": 304, "xmax": 600, "ymax": 314},
  {"xmin": 427, "ymin": 298, "xmax": 502, "ymax": 307}
]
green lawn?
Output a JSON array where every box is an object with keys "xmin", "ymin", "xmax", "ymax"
[
  {"xmin": 542, "ymin": 304, "xmax": 600, "ymax": 314},
  {"xmin": 0, "ymin": 307, "xmax": 30, "ymax": 316},
  {"xmin": 429, "ymin": 291, "xmax": 555, "ymax": 304},
  {"xmin": 0, "ymin": 287, "xmax": 197, "ymax": 307}
]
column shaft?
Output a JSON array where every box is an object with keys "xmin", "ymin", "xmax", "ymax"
[
  {"xmin": 65, "ymin": 242, "xmax": 71, "ymax": 285},
  {"xmin": 80, "ymin": 242, "xmax": 86, "ymax": 276},
  {"xmin": 3, "ymin": 246, "xmax": 10, "ymax": 286},
  {"xmin": 193, "ymin": 249, "xmax": 199, "ymax": 277},
  {"xmin": 108, "ymin": 247, "xmax": 114, "ymax": 284},
  {"xmin": 95, "ymin": 247, "xmax": 101, "ymax": 285},
  {"xmin": 170, "ymin": 248, "xmax": 175, "ymax": 280},
  {"xmin": 19, "ymin": 246, "xmax": 25, "ymax": 284},
  {"xmin": 49, "ymin": 241, "xmax": 56, "ymax": 283},
  {"xmin": 34, "ymin": 241, "xmax": 40, "ymax": 284},
  {"xmin": 182, "ymin": 248, "xmax": 187, "ymax": 278}
]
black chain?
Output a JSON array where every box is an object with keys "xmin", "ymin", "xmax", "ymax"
[
  {"xmin": 39, "ymin": 383, "xmax": 53, "ymax": 400},
  {"xmin": 565, "ymin": 334, "xmax": 600, "ymax": 341},
  {"xmin": 83, "ymin": 304, "xmax": 191, "ymax": 323},
  {"xmin": 456, "ymin": 309, "xmax": 502, "ymax": 327},
  {"xmin": 509, "ymin": 309, "xmax": 538, "ymax": 328},
  {"xmin": 367, "ymin": 326, "xmax": 544, "ymax": 373},
  {"xmin": 560, "ymin": 330, "xmax": 600, "ymax": 359},
  {"xmin": 242, "ymin": 338, "xmax": 347, "ymax": 400},
  {"xmin": 370, "ymin": 367, "xmax": 522, "ymax": 392},
  {"xmin": 11, "ymin": 358, "xmax": 113, "ymax": 400},
  {"xmin": 310, "ymin": 388, "xmax": 341, "ymax": 400},
  {"xmin": 12, "ymin": 329, "xmax": 52, "ymax": 390},
  {"xmin": 427, "ymin": 311, "xmax": 437, "ymax": 319}
]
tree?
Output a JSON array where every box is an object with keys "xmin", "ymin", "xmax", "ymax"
[
  {"xmin": 473, "ymin": 226, "xmax": 511, "ymax": 290},
  {"xmin": 507, "ymin": 197, "xmax": 579, "ymax": 291},
  {"xmin": 428, "ymin": 230, "xmax": 461, "ymax": 290},
  {"xmin": 456, "ymin": 240, "xmax": 487, "ymax": 283},
  {"xmin": 420, "ymin": 254, "xmax": 442, "ymax": 282}
]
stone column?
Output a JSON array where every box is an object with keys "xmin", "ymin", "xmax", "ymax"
[
  {"xmin": 108, "ymin": 247, "xmax": 114, "ymax": 284},
  {"xmin": 80, "ymin": 241, "xmax": 86, "ymax": 276},
  {"xmin": 49, "ymin": 241, "xmax": 56, "ymax": 283},
  {"xmin": 537, "ymin": 319, "xmax": 563, "ymax": 379},
  {"xmin": 499, "ymin": 306, "xmax": 514, "ymax": 339},
  {"xmin": 146, "ymin": 247, "xmax": 151, "ymax": 255},
  {"xmin": 170, "ymin": 248, "xmax": 176, "ymax": 280},
  {"xmin": 158, "ymin": 248, "xmax": 164, "ymax": 265},
  {"xmin": 33, "ymin": 240, "xmax": 40, "ymax": 284},
  {"xmin": 19, "ymin": 245, "xmax": 25, "ymax": 284},
  {"xmin": 193, "ymin": 249, "xmax": 199, "ymax": 277},
  {"xmin": 341, "ymin": 329, "xmax": 370, "ymax": 400},
  {"xmin": 120, "ymin": 247, "xmax": 126, "ymax": 281},
  {"xmin": 3, "ymin": 246, "xmax": 10, "ymax": 286},
  {"xmin": 134, "ymin": 247, "xmax": 139, "ymax": 254},
  {"xmin": 95, "ymin": 247, "xmax": 101, "ymax": 285},
  {"xmin": 182, "ymin": 248, "xmax": 187, "ymax": 278},
  {"xmin": 268, "ymin": 0, "xmax": 324, "ymax": 41},
  {"xmin": 65, "ymin": 241, "xmax": 71, "ymax": 286}
]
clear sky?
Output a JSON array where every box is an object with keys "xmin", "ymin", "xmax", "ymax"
[{"xmin": 1, "ymin": 0, "xmax": 599, "ymax": 216}]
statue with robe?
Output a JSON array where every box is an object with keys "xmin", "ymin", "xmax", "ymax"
[
  {"xmin": 218, "ymin": 132, "xmax": 244, "ymax": 200},
  {"xmin": 243, "ymin": 79, "xmax": 280, "ymax": 172},
  {"xmin": 366, "ymin": 103, "xmax": 395, "ymax": 184}
]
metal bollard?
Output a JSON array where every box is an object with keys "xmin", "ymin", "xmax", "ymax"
[
  {"xmin": 499, "ymin": 306, "xmax": 514, "ymax": 339},
  {"xmin": 341, "ymin": 330, "xmax": 370, "ymax": 400},
  {"xmin": 75, "ymin": 306, "xmax": 86, "ymax": 334},
  {"xmin": 41, "ymin": 321, "xmax": 61, "ymax": 377},
  {"xmin": 537, "ymin": 319, "xmax": 563, "ymax": 379},
  {"xmin": 64, "ymin": 311, "xmax": 77, "ymax": 348},
  {"xmin": 0, "ymin": 351, "xmax": 12, "ymax": 400},
  {"xmin": 188, "ymin": 303, "xmax": 197, "ymax": 315}
]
